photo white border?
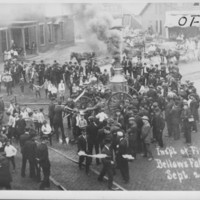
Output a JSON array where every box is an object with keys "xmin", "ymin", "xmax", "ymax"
[{"xmin": 1, "ymin": 0, "xmax": 200, "ymax": 199}]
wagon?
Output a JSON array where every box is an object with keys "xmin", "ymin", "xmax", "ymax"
[
  {"xmin": 72, "ymin": 62, "xmax": 138, "ymax": 116},
  {"xmin": 70, "ymin": 52, "xmax": 96, "ymax": 64}
]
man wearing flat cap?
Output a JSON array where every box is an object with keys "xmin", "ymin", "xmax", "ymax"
[
  {"xmin": 0, "ymin": 151, "xmax": 12, "ymax": 189},
  {"xmin": 77, "ymin": 127, "xmax": 91, "ymax": 175},
  {"xmin": 152, "ymin": 107, "xmax": 165, "ymax": 148},
  {"xmin": 98, "ymin": 137, "xmax": 117, "ymax": 190},
  {"xmin": 127, "ymin": 116, "xmax": 138, "ymax": 159},
  {"xmin": 36, "ymin": 135, "xmax": 51, "ymax": 189},
  {"xmin": 116, "ymin": 131, "xmax": 130, "ymax": 184},
  {"xmin": 87, "ymin": 116, "xmax": 100, "ymax": 165},
  {"xmin": 0, "ymin": 96, "xmax": 4, "ymax": 126},
  {"xmin": 113, "ymin": 109, "xmax": 124, "ymax": 130},
  {"xmin": 181, "ymin": 101, "xmax": 192, "ymax": 144}
]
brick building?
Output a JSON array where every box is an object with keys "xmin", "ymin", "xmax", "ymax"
[{"xmin": 0, "ymin": 4, "xmax": 75, "ymax": 61}]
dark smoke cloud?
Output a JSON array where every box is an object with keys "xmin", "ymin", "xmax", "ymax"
[{"xmin": 72, "ymin": 3, "xmax": 121, "ymax": 58}]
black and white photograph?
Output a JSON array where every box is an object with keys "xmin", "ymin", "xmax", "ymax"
[{"xmin": 0, "ymin": 0, "xmax": 200, "ymax": 198}]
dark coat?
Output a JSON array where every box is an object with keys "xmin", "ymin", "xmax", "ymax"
[
  {"xmin": 53, "ymin": 105, "xmax": 64, "ymax": 124},
  {"xmin": 23, "ymin": 139, "xmax": 37, "ymax": 161},
  {"xmin": 152, "ymin": 114, "xmax": 165, "ymax": 132},
  {"xmin": 0, "ymin": 155, "xmax": 12, "ymax": 183},
  {"xmin": 165, "ymin": 102, "xmax": 174, "ymax": 120},
  {"xmin": 77, "ymin": 135, "xmax": 88, "ymax": 153},
  {"xmin": 190, "ymin": 99, "xmax": 199, "ymax": 120},
  {"xmin": 170, "ymin": 105, "xmax": 181, "ymax": 125},
  {"xmin": 101, "ymin": 145, "xmax": 113, "ymax": 165},
  {"xmin": 116, "ymin": 138, "xmax": 128, "ymax": 158},
  {"xmin": 127, "ymin": 125, "xmax": 138, "ymax": 142},
  {"xmin": 86, "ymin": 122, "xmax": 98, "ymax": 144},
  {"xmin": 36, "ymin": 143, "xmax": 50, "ymax": 167},
  {"xmin": 48, "ymin": 102, "xmax": 55, "ymax": 118},
  {"xmin": 0, "ymin": 100, "xmax": 5, "ymax": 113},
  {"xmin": 19, "ymin": 133, "xmax": 30, "ymax": 152},
  {"xmin": 15, "ymin": 119, "xmax": 26, "ymax": 135}
]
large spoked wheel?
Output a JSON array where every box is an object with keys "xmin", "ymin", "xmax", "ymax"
[
  {"xmin": 75, "ymin": 96, "xmax": 94, "ymax": 109},
  {"xmin": 107, "ymin": 92, "xmax": 133, "ymax": 115}
]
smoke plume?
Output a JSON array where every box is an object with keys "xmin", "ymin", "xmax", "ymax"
[{"xmin": 72, "ymin": 3, "xmax": 121, "ymax": 58}]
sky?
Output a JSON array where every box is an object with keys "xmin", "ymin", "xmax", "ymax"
[
  {"xmin": 122, "ymin": 3, "xmax": 147, "ymax": 15},
  {"xmin": 44, "ymin": 3, "xmax": 147, "ymax": 17}
]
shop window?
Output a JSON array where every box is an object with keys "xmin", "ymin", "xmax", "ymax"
[
  {"xmin": 156, "ymin": 20, "xmax": 158, "ymax": 33},
  {"xmin": 160, "ymin": 20, "xmax": 162, "ymax": 35},
  {"xmin": 47, "ymin": 23, "xmax": 53, "ymax": 43},
  {"xmin": 60, "ymin": 22, "xmax": 65, "ymax": 40}
]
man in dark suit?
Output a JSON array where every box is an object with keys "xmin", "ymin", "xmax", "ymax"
[
  {"xmin": 127, "ymin": 58, "xmax": 133, "ymax": 77},
  {"xmin": 19, "ymin": 128, "xmax": 30, "ymax": 177},
  {"xmin": 15, "ymin": 114, "xmax": 26, "ymax": 139},
  {"xmin": 0, "ymin": 152, "xmax": 12, "ymax": 190},
  {"xmin": 21, "ymin": 133, "xmax": 37, "ymax": 179},
  {"xmin": 36, "ymin": 136, "xmax": 51, "ymax": 189},
  {"xmin": 0, "ymin": 96, "xmax": 4, "ymax": 126},
  {"xmin": 98, "ymin": 138, "xmax": 118, "ymax": 190},
  {"xmin": 48, "ymin": 98, "xmax": 55, "ymax": 129},
  {"xmin": 53, "ymin": 100, "xmax": 66, "ymax": 143},
  {"xmin": 152, "ymin": 108, "xmax": 165, "ymax": 147},
  {"xmin": 77, "ymin": 128, "xmax": 91, "ymax": 175},
  {"xmin": 65, "ymin": 98, "xmax": 75, "ymax": 129},
  {"xmin": 116, "ymin": 131, "xmax": 130, "ymax": 184},
  {"xmin": 87, "ymin": 116, "xmax": 100, "ymax": 165}
]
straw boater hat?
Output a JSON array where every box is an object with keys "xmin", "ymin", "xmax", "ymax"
[{"xmin": 117, "ymin": 131, "xmax": 124, "ymax": 137}]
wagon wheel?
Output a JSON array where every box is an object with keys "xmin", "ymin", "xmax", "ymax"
[
  {"xmin": 107, "ymin": 92, "xmax": 133, "ymax": 116},
  {"xmin": 75, "ymin": 96, "xmax": 94, "ymax": 110},
  {"xmin": 128, "ymin": 86, "xmax": 139, "ymax": 96}
]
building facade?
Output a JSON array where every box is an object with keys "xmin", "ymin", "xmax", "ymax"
[
  {"xmin": 137, "ymin": 3, "xmax": 200, "ymax": 38},
  {"xmin": 0, "ymin": 4, "xmax": 75, "ymax": 61}
]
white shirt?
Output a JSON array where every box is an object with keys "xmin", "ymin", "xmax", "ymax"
[
  {"xmin": 8, "ymin": 115, "xmax": 15, "ymax": 127},
  {"xmin": 51, "ymin": 86, "xmax": 58, "ymax": 94},
  {"xmin": 48, "ymin": 83, "xmax": 52, "ymax": 91},
  {"xmin": 37, "ymin": 112, "xmax": 45, "ymax": 123},
  {"xmin": 25, "ymin": 107, "xmax": 32, "ymax": 113},
  {"xmin": 7, "ymin": 104, "xmax": 15, "ymax": 115},
  {"xmin": 21, "ymin": 110, "xmax": 29, "ymax": 119},
  {"xmin": 188, "ymin": 99, "xmax": 192, "ymax": 107},
  {"xmin": 4, "ymin": 145, "xmax": 17, "ymax": 157},
  {"xmin": 32, "ymin": 112, "xmax": 39, "ymax": 122},
  {"xmin": 139, "ymin": 85, "xmax": 146, "ymax": 94},
  {"xmin": 7, "ymin": 51, "xmax": 11, "ymax": 59},
  {"xmin": 58, "ymin": 83, "xmax": 65, "ymax": 92},
  {"xmin": 13, "ymin": 51, "xmax": 18, "ymax": 56},
  {"xmin": 96, "ymin": 112, "xmax": 108, "ymax": 122},
  {"xmin": 41, "ymin": 124, "xmax": 52, "ymax": 135}
]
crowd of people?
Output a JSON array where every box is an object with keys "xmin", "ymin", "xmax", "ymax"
[
  {"xmin": 1, "ymin": 56, "xmax": 110, "ymax": 100},
  {"xmin": 0, "ymin": 46, "xmax": 199, "ymax": 190}
]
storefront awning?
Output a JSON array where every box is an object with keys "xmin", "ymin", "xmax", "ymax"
[
  {"xmin": 165, "ymin": 11, "xmax": 200, "ymax": 28},
  {"xmin": 10, "ymin": 21, "xmax": 38, "ymax": 28}
]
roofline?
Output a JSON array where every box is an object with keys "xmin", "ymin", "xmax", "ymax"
[
  {"xmin": 138, "ymin": 3, "xmax": 151, "ymax": 16},
  {"xmin": 45, "ymin": 14, "xmax": 71, "ymax": 19}
]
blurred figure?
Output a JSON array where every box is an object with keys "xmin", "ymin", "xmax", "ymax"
[
  {"xmin": 36, "ymin": 136, "xmax": 51, "ymax": 190},
  {"xmin": 0, "ymin": 152, "xmax": 12, "ymax": 190}
]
